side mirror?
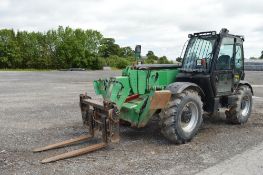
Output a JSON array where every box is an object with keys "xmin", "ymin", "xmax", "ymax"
[
  {"xmin": 135, "ymin": 45, "xmax": 141, "ymax": 54},
  {"xmin": 135, "ymin": 45, "xmax": 141, "ymax": 59}
]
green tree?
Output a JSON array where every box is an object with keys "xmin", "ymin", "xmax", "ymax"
[
  {"xmin": 158, "ymin": 56, "xmax": 172, "ymax": 64},
  {"xmin": 146, "ymin": 51, "xmax": 158, "ymax": 60},
  {"xmin": 176, "ymin": 57, "xmax": 183, "ymax": 62},
  {"xmin": 0, "ymin": 27, "xmax": 172, "ymax": 70},
  {"xmin": 0, "ymin": 29, "xmax": 21, "ymax": 68},
  {"xmin": 99, "ymin": 38, "xmax": 120, "ymax": 58},
  {"xmin": 107, "ymin": 55, "xmax": 129, "ymax": 69},
  {"xmin": 53, "ymin": 26, "xmax": 102, "ymax": 69},
  {"xmin": 119, "ymin": 46, "xmax": 134, "ymax": 57},
  {"xmin": 46, "ymin": 29, "xmax": 59, "ymax": 68},
  {"xmin": 145, "ymin": 50, "xmax": 158, "ymax": 63}
]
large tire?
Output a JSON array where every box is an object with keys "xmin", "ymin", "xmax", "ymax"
[
  {"xmin": 225, "ymin": 85, "xmax": 253, "ymax": 124},
  {"xmin": 159, "ymin": 89, "xmax": 203, "ymax": 144}
]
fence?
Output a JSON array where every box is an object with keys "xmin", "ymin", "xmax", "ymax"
[{"xmin": 245, "ymin": 60, "xmax": 263, "ymax": 71}]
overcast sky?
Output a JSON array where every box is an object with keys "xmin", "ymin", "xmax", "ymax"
[{"xmin": 0, "ymin": 0, "xmax": 262, "ymax": 60}]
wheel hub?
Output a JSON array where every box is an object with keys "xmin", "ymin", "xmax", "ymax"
[
  {"xmin": 182, "ymin": 107, "xmax": 192, "ymax": 123},
  {"xmin": 241, "ymin": 95, "xmax": 251, "ymax": 117},
  {"xmin": 180, "ymin": 102, "xmax": 199, "ymax": 133}
]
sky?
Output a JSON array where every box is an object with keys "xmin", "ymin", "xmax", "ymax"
[{"xmin": 0, "ymin": 0, "xmax": 262, "ymax": 60}]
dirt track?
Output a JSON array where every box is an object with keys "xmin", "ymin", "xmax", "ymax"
[{"xmin": 0, "ymin": 71, "xmax": 263, "ymax": 175}]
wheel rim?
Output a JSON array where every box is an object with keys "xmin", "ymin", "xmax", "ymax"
[
  {"xmin": 241, "ymin": 95, "xmax": 251, "ymax": 117},
  {"xmin": 180, "ymin": 101, "xmax": 199, "ymax": 133}
]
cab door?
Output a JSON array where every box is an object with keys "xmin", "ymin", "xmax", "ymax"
[
  {"xmin": 214, "ymin": 37, "xmax": 235, "ymax": 96},
  {"xmin": 233, "ymin": 40, "xmax": 244, "ymax": 87}
]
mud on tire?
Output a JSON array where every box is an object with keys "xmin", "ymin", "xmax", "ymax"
[
  {"xmin": 159, "ymin": 89, "xmax": 203, "ymax": 144},
  {"xmin": 225, "ymin": 85, "xmax": 253, "ymax": 124}
]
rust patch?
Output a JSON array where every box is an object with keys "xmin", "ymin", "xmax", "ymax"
[{"xmin": 150, "ymin": 90, "xmax": 171, "ymax": 110}]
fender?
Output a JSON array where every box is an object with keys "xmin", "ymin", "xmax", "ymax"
[
  {"xmin": 238, "ymin": 80, "xmax": 254, "ymax": 95},
  {"xmin": 166, "ymin": 82, "xmax": 205, "ymax": 99}
]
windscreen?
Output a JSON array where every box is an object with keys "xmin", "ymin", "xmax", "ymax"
[{"xmin": 182, "ymin": 36, "xmax": 216, "ymax": 71}]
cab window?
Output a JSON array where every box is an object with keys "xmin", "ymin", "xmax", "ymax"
[
  {"xmin": 216, "ymin": 37, "xmax": 234, "ymax": 70},
  {"xmin": 235, "ymin": 45, "xmax": 243, "ymax": 69}
]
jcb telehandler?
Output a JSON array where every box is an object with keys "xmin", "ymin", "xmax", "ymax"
[{"xmin": 34, "ymin": 28, "xmax": 253, "ymax": 163}]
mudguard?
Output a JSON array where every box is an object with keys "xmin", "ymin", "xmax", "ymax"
[
  {"xmin": 239, "ymin": 80, "xmax": 254, "ymax": 95},
  {"xmin": 166, "ymin": 82, "xmax": 205, "ymax": 98}
]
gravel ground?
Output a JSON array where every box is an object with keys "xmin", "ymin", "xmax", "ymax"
[{"xmin": 0, "ymin": 71, "xmax": 263, "ymax": 175}]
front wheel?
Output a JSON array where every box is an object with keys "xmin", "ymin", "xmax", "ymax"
[
  {"xmin": 225, "ymin": 85, "xmax": 253, "ymax": 124},
  {"xmin": 159, "ymin": 90, "xmax": 203, "ymax": 144}
]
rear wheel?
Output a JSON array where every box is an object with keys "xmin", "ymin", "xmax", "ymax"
[
  {"xmin": 159, "ymin": 89, "xmax": 203, "ymax": 144},
  {"xmin": 225, "ymin": 85, "xmax": 252, "ymax": 124}
]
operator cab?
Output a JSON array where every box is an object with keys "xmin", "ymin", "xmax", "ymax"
[
  {"xmin": 181, "ymin": 28, "xmax": 244, "ymax": 74},
  {"xmin": 176, "ymin": 28, "xmax": 246, "ymax": 112}
]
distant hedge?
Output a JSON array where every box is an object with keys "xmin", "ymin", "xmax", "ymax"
[{"xmin": 0, "ymin": 26, "xmax": 172, "ymax": 70}]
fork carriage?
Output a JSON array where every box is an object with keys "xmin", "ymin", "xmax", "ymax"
[{"xmin": 33, "ymin": 94, "xmax": 120, "ymax": 163}]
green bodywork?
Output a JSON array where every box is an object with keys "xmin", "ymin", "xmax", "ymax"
[{"xmin": 93, "ymin": 66, "xmax": 179, "ymax": 127}]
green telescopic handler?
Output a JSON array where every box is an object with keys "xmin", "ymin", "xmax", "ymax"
[{"xmin": 34, "ymin": 28, "xmax": 253, "ymax": 163}]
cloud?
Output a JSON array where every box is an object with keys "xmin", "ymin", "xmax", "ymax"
[{"xmin": 0, "ymin": 0, "xmax": 262, "ymax": 59}]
